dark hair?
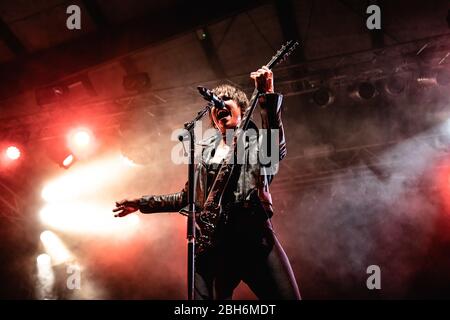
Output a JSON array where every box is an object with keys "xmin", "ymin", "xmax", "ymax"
[{"xmin": 209, "ymin": 84, "xmax": 249, "ymax": 127}]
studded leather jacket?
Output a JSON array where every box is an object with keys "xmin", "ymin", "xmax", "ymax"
[{"xmin": 138, "ymin": 93, "xmax": 286, "ymax": 219}]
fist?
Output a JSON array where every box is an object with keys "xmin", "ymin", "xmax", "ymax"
[{"xmin": 250, "ymin": 66, "xmax": 274, "ymax": 93}]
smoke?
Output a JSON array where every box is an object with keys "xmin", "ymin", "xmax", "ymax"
[
  {"xmin": 71, "ymin": 112, "xmax": 190, "ymax": 299},
  {"xmin": 11, "ymin": 88, "xmax": 449, "ymax": 300},
  {"xmin": 7, "ymin": 71, "xmax": 450, "ymax": 300},
  {"xmin": 271, "ymin": 93, "xmax": 450, "ymax": 299}
]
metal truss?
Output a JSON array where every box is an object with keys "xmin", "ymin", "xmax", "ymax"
[
  {"xmin": 1, "ymin": 32, "xmax": 450, "ymax": 142},
  {"xmin": 271, "ymin": 133, "xmax": 450, "ymax": 194},
  {"xmin": 0, "ymin": 177, "xmax": 25, "ymax": 225}
]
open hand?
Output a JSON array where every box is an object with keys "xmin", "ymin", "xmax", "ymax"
[{"xmin": 113, "ymin": 198, "xmax": 139, "ymax": 217}]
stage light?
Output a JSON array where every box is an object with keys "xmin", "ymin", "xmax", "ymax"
[
  {"xmin": 36, "ymin": 253, "xmax": 55, "ymax": 300},
  {"xmin": 383, "ymin": 75, "xmax": 407, "ymax": 96},
  {"xmin": 416, "ymin": 68, "xmax": 450, "ymax": 88},
  {"xmin": 358, "ymin": 82, "xmax": 376, "ymax": 99},
  {"xmin": 73, "ymin": 130, "xmax": 91, "ymax": 147},
  {"xmin": 312, "ymin": 87, "xmax": 334, "ymax": 107},
  {"xmin": 416, "ymin": 68, "xmax": 438, "ymax": 87},
  {"xmin": 40, "ymin": 230, "xmax": 73, "ymax": 265},
  {"xmin": 40, "ymin": 204, "xmax": 140, "ymax": 235},
  {"xmin": 37, "ymin": 253, "xmax": 52, "ymax": 266},
  {"xmin": 349, "ymin": 81, "xmax": 377, "ymax": 101},
  {"xmin": 62, "ymin": 154, "xmax": 74, "ymax": 168},
  {"xmin": 67, "ymin": 127, "xmax": 95, "ymax": 159},
  {"xmin": 40, "ymin": 154, "xmax": 142, "ymax": 235},
  {"xmin": 44, "ymin": 136, "xmax": 77, "ymax": 170},
  {"xmin": 41, "ymin": 154, "xmax": 131, "ymax": 202},
  {"xmin": 5, "ymin": 146, "xmax": 21, "ymax": 160}
]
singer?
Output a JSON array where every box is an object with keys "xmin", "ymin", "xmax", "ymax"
[{"xmin": 113, "ymin": 66, "xmax": 301, "ymax": 300}]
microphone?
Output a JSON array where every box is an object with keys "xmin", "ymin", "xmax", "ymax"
[{"xmin": 197, "ymin": 86, "xmax": 226, "ymax": 109}]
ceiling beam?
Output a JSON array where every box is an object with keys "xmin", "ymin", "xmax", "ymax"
[
  {"xmin": 197, "ymin": 26, "xmax": 227, "ymax": 79},
  {"xmin": 0, "ymin": 0, "xmax": 268, "ymax": 100},
  {"xmin": 0, "ymin": 17, "xmax": 27, "ymax": 56},
  {"xmin": 274, "ymin": 0, "xmax": 305, "ymax": 63}
]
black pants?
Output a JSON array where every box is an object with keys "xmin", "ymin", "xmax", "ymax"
[{"xmin": 194, "ymin": 207, "xmax": 301, "ymax": 300}]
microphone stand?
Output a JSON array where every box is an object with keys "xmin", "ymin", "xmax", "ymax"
[{"xmin": 178, "ymin": 104, "xmax": 211, "ymax": 300}]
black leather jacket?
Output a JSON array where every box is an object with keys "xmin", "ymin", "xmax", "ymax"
[{"xmin": 138, "ymin": 93, "xmax": 286, "ymax": 218}]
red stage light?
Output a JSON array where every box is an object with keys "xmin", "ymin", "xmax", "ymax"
[
  {"xmin": 68, "ymin": 128, "xmax": 95, "ymax": 159},
  {"xmin": 5, "ymin": 146, "xmax": 21, "ymax": 160},
  {"xmin": 62, "ymin": 154, "xmax": 74, "ymax": 168},
  {"xmin": 73, "ymin": 130, "xmax": 91, "ymax": 148}
]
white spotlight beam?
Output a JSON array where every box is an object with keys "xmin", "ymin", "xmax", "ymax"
[{"xmin": 40, "ymin": 230, "xmax": 73, "ymax": 265}]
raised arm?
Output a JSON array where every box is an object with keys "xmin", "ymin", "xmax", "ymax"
[
  {"xmin": 259, "ymin": 93, "xmax": 287, "ymax": 161},
  {"xmin": 251, "ymin": 66, "xmax": 287, "ymax": 161}
]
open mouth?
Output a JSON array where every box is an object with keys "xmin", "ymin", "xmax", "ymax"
[{"xmin": 216, "ymin": 108, "xmax": 231, "ymax": 121}]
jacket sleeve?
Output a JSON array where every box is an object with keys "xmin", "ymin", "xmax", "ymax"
[
  {"xmin": 259, "ymin": 93, "xmax": 287, "ymax": 161},
  {"xmin": 138, "ymin": 182, "xmax": 188, "ymax": 213}
]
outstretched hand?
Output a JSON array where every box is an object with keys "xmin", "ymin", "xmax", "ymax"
[{"xmin": 113, "ymin": 198, "xmax": 140, "ymax": 217}]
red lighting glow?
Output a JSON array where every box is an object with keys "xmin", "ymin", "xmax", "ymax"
[
  {"xmin": 5, "ymin": 146, "xmax": 21, "ymax": 160},
  {"xmin": 435, "ymin": 160, "xmax": 450, "ymax": 213},
  {"xmin": 67, "ymin": 128, "xmax": 95, "ymax": 159},
  {"xmin": 63, "ymin": 154, "xmax": 74, "ymax": 168},
  {"xmin": 73, "ymin": 130, "xmax": 91, "ymax": 147}
]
